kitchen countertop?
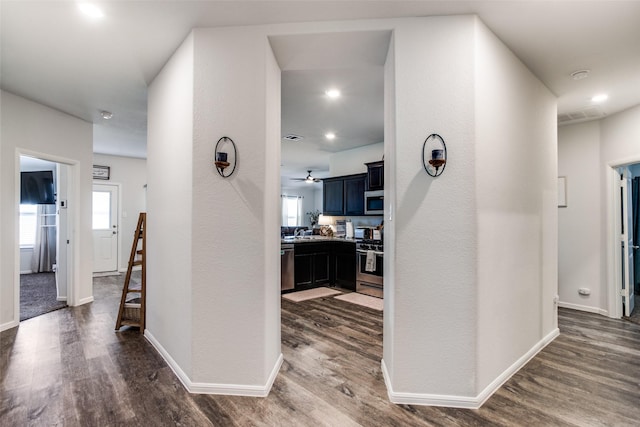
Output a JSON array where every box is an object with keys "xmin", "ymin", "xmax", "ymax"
[{"xmin": 281, "ymin": 236, "xmax": 358, "ymax": 245}]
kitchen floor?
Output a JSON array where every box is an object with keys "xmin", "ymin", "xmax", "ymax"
[{"xmin": 2, "ymin": 276, "xmax": 640, "ymax": 425}]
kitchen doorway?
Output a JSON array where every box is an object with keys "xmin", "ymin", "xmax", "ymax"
[{"xmin": 271, "ymin": 28, "xmax": 392, "ymax": 365}]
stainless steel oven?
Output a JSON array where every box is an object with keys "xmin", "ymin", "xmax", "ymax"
[
  {"xmin": 356, "ymin": 240, "xmax": 383, "ymax": 298},
  {"xmin": 364, "ymin": 190, "xmax": 384, "ymax": 215}
]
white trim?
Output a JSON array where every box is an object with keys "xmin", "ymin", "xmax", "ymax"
[
  {"xmin": 20, "ymin": 270, "xmax": 33, "ymax": 275},
  {"xmin": 145, "ymin": 329, "xmax": 283, "ymax": 397},
  {"xmin": 382, "ymin": 328, "xmax": 560, "ymax": 409},
  {"xmin": 0, "ymin": 320, "xmax": 19, "ymax": 332},
  {"xmin": 76, "ymin": 296, "xmax": 94, "ymax": 305},
  {"xmin": 558, "ymin": 301, "xmax": 609, "ymax": 316},
  {"xmin": 57, "ymin": 296, "xmax": 68, "ymax": 302}
]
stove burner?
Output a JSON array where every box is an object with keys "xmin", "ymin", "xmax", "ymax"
[{"xmin": 357, "ymin": 239, "xmax": 383, "ymax": 252}]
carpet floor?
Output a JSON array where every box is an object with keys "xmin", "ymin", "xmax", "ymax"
[{"xmin": 20, "ymin": 272, "xmax": 67, "ymax": 321}]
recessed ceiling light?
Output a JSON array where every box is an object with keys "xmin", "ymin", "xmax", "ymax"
[
  {"xmin": 591, "ymin": 94, "xmax": 608, "ymax": 103},
  {"xmin": 78, "ymin": 3, "xmax": 105, "ymax": 20},
  {"xmin": 325, "ymin": 89, "xmax": 341, "ymax": 99},
  {"xmin": 100, "ymin": 110, "xmax": 113, "ymax": 120},
  {"xmin": 325, "ymin": 132, "xmax": 336, "ymax": 140},
  {"xmin": 570, "ymin": 70, "xmax": 590, "ymax": 80}
]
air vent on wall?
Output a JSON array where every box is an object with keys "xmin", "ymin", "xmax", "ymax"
[
  {"xmin": 558, "ymin": 107, "xmax": 606, "ymax": 125},
  {"xmin": 283, "ymin": 134, "xmax": 304, "ymax": 141}
]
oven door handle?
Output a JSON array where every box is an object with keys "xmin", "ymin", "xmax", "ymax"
[{"xmin": 357, "ymin": 249, "xmax": 384, "ymax": 256}]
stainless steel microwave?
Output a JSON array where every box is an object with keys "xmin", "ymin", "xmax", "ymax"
[{"xmin": 364, "ymin": 190, "xmax": 384, "ymax": 215}]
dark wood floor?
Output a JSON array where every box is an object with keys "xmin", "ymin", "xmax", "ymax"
[{"xmin": 2, "ymin": 275, "xmax": 640, "ymax": 426}]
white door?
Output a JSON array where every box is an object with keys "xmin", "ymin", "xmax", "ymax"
[
  {"xmin": 93, "ymin": 184, "xmax": 118, "ymax": 272},
  {"xmin": 621, "ymin": 171, "xmax": 635, "ymax": 316}
]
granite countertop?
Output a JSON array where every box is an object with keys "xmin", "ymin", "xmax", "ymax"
[{"xmin": 281, "ymin": 236, "xmax": 358, "ymax": 245}]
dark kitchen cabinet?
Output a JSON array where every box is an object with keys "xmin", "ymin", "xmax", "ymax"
[
  {"xmin": 322, "ymin": 173, "xmax": 366, "ymax": 216},
  {"xmin": 322, "ymin": 178, "xmax": 344, "ymax": 216},
  {"xmin": 294, "ymin": 242, "xmax": 331, "ymax": 289},
  {"xmin": 333, "ymin": 241, "xmax": 356, "ymax": 290},
  {"xmin": 365, "ymin": 161, "xmax": 384, "ymax": 191},
  {"xmin": 344, "ymin": 175, "xmax": 366, "ymax": 216}
]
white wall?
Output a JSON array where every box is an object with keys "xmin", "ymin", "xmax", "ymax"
[
  {"xmin": 557, "ymin": 104, "xmax": 640, "ymax": 316},
  {"xmin": 146, "ymin": 33, "xmax": 194, "ymax": 377},
  {"xmin": 387, "ymin": 15, "xmax": 478, "ymax": 398},
  {"xmin": 474, "ymin": 19, "xmax": 558, "ymax": 393},
  {"xmin": 329, "ymin": 142, "xmax": 384, "ymax": 176},
  {"xmin": 189, "ymin": 25, "xmax": 281, "ymax": 388},
  {"xmin": 92, "ymin": 153, "xmax": 147, "ymax": 271},
  {"xmin": 558, "ymin": 121, "xmax": 604, "ymax": 312},
  {"xmin": 147, "ymin": 26, "xmax": 283, "ymax": 391},
  {"xmin": 148, "ymin": 15, "xmax": 558, "ymax": 406},
  {"xmin": 1, "ymin": 91, "xmax": 93, "ymax": 330}
]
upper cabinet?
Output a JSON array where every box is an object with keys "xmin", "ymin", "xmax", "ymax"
[
  {"xmin": 323, "ymin": 173, "xmax": 366, "ymax": 216},
  {"xmin": 365, "ymin": 161, "xmax": 384, "ymax": 191},
  {"xmin": 322, "ymin": 178, "xmax": 344, "ymax": 216}
]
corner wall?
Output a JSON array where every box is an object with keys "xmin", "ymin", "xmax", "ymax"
[
  {"xmin": 146, "ymin": 33, "xmax": 195, "ymax": 376},
  {"xmin": 0, "ymin": 91, "xmax": 93, "ymax": 330},
  {"xmin": 189, "ymin": 25, "xmax": 281, "ymax": 388},
  {"xmin": 474, "ymin": 19, "xmax": 558, "ymax": 395},
  {"xmin": 388, "ymin": 15, "xmax": 478, "ymax": 399}
]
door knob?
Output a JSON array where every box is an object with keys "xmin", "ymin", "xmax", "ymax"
[{"xmin": 632, "ymin": 245, "xmax": 640, "ymax": 250}]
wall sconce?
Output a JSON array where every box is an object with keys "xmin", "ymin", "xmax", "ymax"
[
  {"xmin": 422, "ymin": 133, "xmax": 447, "ymax": 177},
  {"xmin": 214, "ymin": 136, "xmax": 237, "ymax": 178}
]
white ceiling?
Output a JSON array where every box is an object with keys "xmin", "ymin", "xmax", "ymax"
[{"xmin": 2, "ymin": 1, "xmax": 640, "ymax": 180}]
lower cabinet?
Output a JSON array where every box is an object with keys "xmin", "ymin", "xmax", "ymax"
[
  {"xmin": 334, "ymin": 241, "xmax": 356, "ymax": 291},
  {"xmin": 294, "ymin": 243, "xmax": 331, "ymax": 289},
  {"xmin": 292, "ymin": 241, "xmax": 356, "ymax": 291}
]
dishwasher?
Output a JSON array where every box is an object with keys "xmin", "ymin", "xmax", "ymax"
[{"xmin": 281, "ymin": 243, "xmax": 295, "ymax": 291}]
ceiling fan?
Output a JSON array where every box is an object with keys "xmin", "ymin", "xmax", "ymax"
[{"xmin": 291, "ymin": 170, "xmax": 322, "ymax": 183}]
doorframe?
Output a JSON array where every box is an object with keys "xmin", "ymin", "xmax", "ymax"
[
  {"xmin": 91, "ymin": 181, "xmax": 121, "ymax": 273},
  {"xmin": 607, "ymin": 155, "xmax": 640, "ymax": 318},
  {"xmin": 14, "ymin": 149, "xmax": 80, "ymax": 322}
]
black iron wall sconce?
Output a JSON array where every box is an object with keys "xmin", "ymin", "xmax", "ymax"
[
  {"xmin": 422, "ymin": 133, "xmax": 447, "ymax": 177},
  {"xmin": 214, "ymin": 136, "xmax": 237, "ymax": 178}
]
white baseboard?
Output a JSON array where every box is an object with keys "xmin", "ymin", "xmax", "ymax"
[
  {"xmin": 57, "ymin": 296, "xmax": 68, "ymax": 302},
  {"xmin": 0, "ymin": 320, "xmax": 19, "ymax": 332},
  {"xmin": 381, "ymin": 327, "xmax": 560, "ymax": 409},
  {"xmin": 145, "ymin": 329, "xmax": 283, "ymax": 397},
  {"xmin": 20, "ymin": 270, "xmax": 33, "ymax": 275},
  {"xmin": 76, "ymin": 296, "xmax": 94, "ymax": 305},
  {"xmin": 558, "ymin": 301, "xmax": 608, "ymax": 316}
]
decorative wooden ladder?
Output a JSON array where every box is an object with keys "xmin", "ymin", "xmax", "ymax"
[{"xmin": 115, "ymin": 212, "xmax": 146, "ymax": 332}]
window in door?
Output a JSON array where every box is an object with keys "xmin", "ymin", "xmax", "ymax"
[{"xmin": 92, "ymin": 190, "xmax": 111, "ymax": 230}]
